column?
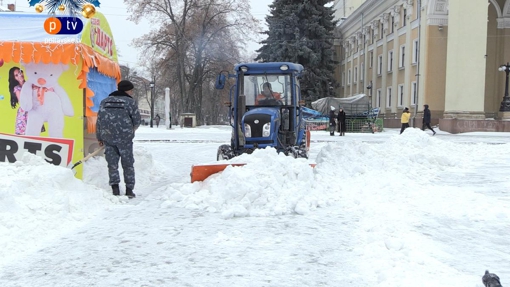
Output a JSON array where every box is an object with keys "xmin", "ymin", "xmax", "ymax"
[{"xmin": 444, "ymin": 0, "xmax": 488, "ymax": 118}]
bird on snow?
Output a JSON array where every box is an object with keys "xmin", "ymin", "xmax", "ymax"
[{"xmin": 483, "ymin": 270, "xmax": 502, "ymax": 287}]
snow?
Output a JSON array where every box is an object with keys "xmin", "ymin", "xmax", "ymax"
[{"xmin": 0, "ymin": 125, "xmax": 509, "ymax": 286}]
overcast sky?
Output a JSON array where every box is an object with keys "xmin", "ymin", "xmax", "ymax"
[
  {"xmin": 13, "ymin": 0, "xmax": 271, "ymax": 66},
  {"xmin": 100, "ymin": 0, "xmax": 272, "ymax": 66},
  {"xmin": 12, "ymin": 0, "xmax": 272, "ymax": 67}
]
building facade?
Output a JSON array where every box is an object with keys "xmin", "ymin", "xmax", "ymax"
[
  {"xmin": 335, "ymin": 0, "xmax": 510, "ymax": 133},
  {"xmin": 333, "ymin": 0, "xmax": 366, "ymax": 19}
]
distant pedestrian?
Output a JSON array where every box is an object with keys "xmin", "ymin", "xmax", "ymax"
[
  {"xmin": 155, "ymin": 114, "xmax": 161, "ymax": 128},
  {"xmin": 422, "ymin": 104, "xmax": 436, "ymax": 135},
  {"xmin": 329, "ymin": 106, "xmax": 336, "ymax": 136},
  {"xmin": 96, "ymin": 80, "xmax": 141, "ymax": 198},
  {"xmin": 337, "ymin": 107, "xmax": 346, "ymax": 136},
  {"xmin": 400, "ymin": 107, "xmax": 411, "ymax": 134}
]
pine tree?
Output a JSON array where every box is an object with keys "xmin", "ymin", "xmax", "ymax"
[{"xmin": 255, "ymin": 0, "xmax": 338, "ymax": 105}]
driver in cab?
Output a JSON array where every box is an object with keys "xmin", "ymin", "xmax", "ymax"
[{"xmin": 256, "ymin": 82, "xmax": 282, "ymax": 105}]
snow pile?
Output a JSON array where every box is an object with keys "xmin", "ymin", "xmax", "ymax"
[
  {"xmin": 1, "ymin": 126, "xmax": 510, "ymax": 286},
  {"xmin": 153, "ymin": 128, "xmax": 505, "ymax": 221},
  {"xmin": 156, "ymin": 148, "xmax": 326, "ymax": 218},
  {"xmin": 0, "ymin": 153, "xmax": 112, "ymax": 266},
  {"xmin": 0, "ymin": 145, "xmax": 165, "ymax": 266},
  {"xmin": 312, "ymin": 129, "xmax": 510, "ymax": 286}
]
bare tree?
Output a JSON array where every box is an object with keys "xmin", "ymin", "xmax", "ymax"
[{"xmin": 125, "ymin": 0, "xmax": 260, "ymax": 124}]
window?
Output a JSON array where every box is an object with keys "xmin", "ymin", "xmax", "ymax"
[
  {"xmin": 369, "ymin": 51, "xmax": 373, "ymax": 68},
  {"xmin": 241, "ymin": 75, "xmax": 290, "ymax": 105},
  {"xmin": 354, "ymin": 67, "xmax": 358, "ymax": 83},
  {"xmin": 360, "ymin": 63, "xmax": 364, "ymax": 82},
  {"xmin": 377, "ymin": 55, "xmax": 383, "ymax": 75},
  {"xmin": 400, "ymin": 45, "xmax": 406, "ymax": 68},
  {"xmin": 372, "ymin": 29, "xmax": 375, "ymax": 43},
  {"xmin": 377, "ymin": 89, "xmax": 382, "ymax": 108},
  {"xmin": 380, "ymin": 24, "xmax": 384, "ymax": 39},
  {"xmin": 386, "ymin": 87, "xmax": 392, "ymax": 108},
  {"xmin": 403, "ymin": 9, "xmax": 407, "ymax": 26},
  {"xmin": 388, "ymin": 51, "xmax": 393, "ymax": 72},
  {"xmin": 411, "ymin": 81, "xmax": 417, "ymax": 105},
  {"xmin": 412, "ymin": 39, "xmax": 419, "ymax": 64},
  {"xmin": 398, "ymin": 84, "xmax": 404, "ymax": 107},
  {"xmin": 348, "ymin": 69, "xmax": 351, "ymax": 85},
  {"xmin": 391, "ymin": 16, "xmax": 394, "ymax": 33}
]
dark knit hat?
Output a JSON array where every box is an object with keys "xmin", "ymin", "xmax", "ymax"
[{"xmin": 118, "ymin": 80, "xmax": 134, "ymax": 92}]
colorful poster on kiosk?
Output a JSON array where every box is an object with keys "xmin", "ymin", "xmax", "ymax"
[
  {"xmin": 81, "ymin": 11, "xmax": 118, "ymax": 62},
  {"xmin": 0, "ymin": 51, "xmax": 83, "ymax": 168},
  {"xmin": 0, "ymin": 11, "xmax": 120, "ymax": 177}
]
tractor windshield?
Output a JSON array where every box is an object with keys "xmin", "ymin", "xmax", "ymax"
[{"xmin": 242, "ymin": 74, "xmax": 292, "ymax": 106}]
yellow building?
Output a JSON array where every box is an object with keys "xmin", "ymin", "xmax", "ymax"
[{"xmin": 335, "ymin": 0, "xmax": 510, "ymax": 133}]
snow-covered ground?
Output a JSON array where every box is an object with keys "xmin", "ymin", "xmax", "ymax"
[{"xmin": 0, "ymin": 125, "xmax": 509, "ymax": 287}]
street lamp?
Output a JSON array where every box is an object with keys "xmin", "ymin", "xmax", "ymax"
[
  {"xmin": 149, "ymin": 80, "xmax": 155, "ymax": 128},
  {"xmin": 366, "ymin": 81, "xmax": 374, "ymax": 133},
  {"xmin": 366, "ymin": 81, "xmax": 373, "ymax": 113},
  {"xmin": 366, "ymin": 81, "xmax": 372, "ymax": 98},
  {"xmin": 499, "ymin": 63, "xmax": 510, "ymax": 112}
]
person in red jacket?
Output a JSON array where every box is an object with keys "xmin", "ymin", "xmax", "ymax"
[{"xmin": 256, "ymin": 82, "xmax": 281, "ymax": 105}]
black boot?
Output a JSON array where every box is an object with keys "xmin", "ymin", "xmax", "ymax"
[
  {"xmin": 112, "ymin": 184, "xmax": 120, "ymax": 196},
  {"xmin": 125, "ymin": 188, "xmax": 136, "ymax": 199}
]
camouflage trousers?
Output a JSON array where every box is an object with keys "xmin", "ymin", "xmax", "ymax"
[{"xmin": 105, "ymin": 142, "xmax": 135, "ymax": 190}]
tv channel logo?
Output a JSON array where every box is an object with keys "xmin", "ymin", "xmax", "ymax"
[{"xmin": 44, "ymin": 17, "xmax": 84, "ymax": 35}]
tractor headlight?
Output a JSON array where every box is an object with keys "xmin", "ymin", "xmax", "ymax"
[
  {"xmin": 262, "ymin": 123, "xmax": 271, "ymax": 137},
  {"xmin": 244, "ymin": 124, "xmax": 252, "ymax": 138}
]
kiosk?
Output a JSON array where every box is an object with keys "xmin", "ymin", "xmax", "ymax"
[{"xmin": 0, "ymin": 11, "xmax": 120, "ymax": 178}]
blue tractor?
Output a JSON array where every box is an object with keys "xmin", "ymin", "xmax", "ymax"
[{"xmin": 215, "ymin": 62, "xmax": 310, "ymax": 160}]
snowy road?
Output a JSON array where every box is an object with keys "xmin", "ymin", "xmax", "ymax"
[
  {"xmin": 1, "ymin": 126, "xmax": 509, "ymax": 287},
  {"xmin": 0, "ymin": 201, "xmax": 366, "ymax": 286}
]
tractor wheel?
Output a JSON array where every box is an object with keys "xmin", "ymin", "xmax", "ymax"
[{"xmin": 217, "ymin": 144, "xmax": 233, "ymax": 161}]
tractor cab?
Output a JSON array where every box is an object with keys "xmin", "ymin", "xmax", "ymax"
[{"xmin": 215, "ymin": 62, "xmax": 309, "ymax": 160}]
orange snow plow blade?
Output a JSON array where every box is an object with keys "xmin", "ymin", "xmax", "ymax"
[
  {"xmin": 190, "ymin": 163, "xmax": 316, "ymax": 183},
  {"xmin": 191, "ymin": 163, "xmax": 246, "ymax": 183}
]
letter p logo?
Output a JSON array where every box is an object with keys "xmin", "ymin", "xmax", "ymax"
[
  {"xmin": 44, "ymin": 17, "xmax": 83, "ymax": 35},
  {"xmin": 44, "ymin": 17, "xmax": 62, "ymax": 35}
]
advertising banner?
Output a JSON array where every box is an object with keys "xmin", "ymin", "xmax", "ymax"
[
  {"xmin": 0, "ymin": 60, "xmax": 84, "ymax": 169},
  {"xmin": 81, "ymin": 11, "xmax": 118, "ymax": 62},
  {"xmin": 0, "ymin": 11, "xmax": 120, "ymax": 178},
  {"xmin": 0, "ymin": 133, "xmax": 74, "ymax": 167}
]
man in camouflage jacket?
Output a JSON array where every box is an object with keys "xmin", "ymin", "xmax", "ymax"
[{"xmin": 96, "ymin": 80, "xmax": 141, "ymax": 198}]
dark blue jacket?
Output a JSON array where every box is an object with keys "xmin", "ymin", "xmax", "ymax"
[
  {"xmin": 96, "ymin": 91, "xmax": 141, "ymax": 144},
  {"xmin": 423, "ymin": 104, "xmax": 431, "ymax": 124},
  {"xmin": 329, "ymin": 110, "xmax": 336, "ymax": 126}
]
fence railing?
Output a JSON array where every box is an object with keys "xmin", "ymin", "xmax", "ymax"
[
  {"xmin": 304, "ymin": 106, "xmax": 383, "ymax": 133},
  {"xmin": 304, "ymin": 118, "xmax": 383, "ymax": 133}
]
